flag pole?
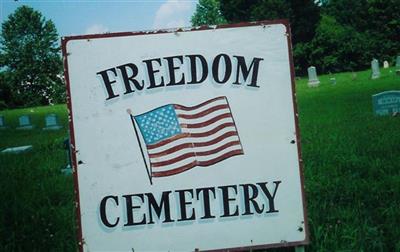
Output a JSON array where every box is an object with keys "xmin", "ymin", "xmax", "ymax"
[{"xmin": 127, "ymin": 109, "xmax": 152, "ymax": 185}]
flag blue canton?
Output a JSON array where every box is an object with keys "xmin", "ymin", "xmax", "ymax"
[{"xmin": 134, "ymin": 104, "xmax": 182, "ymax": 145}]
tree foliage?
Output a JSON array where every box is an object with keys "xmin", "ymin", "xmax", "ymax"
[
  {"xmin": 219, "ymin": 0, "xmax": 320, "ymax": 74},
  {"xmin": 307, "ymin": 15, "xmax": 370, "ymax": 73},
  {"xmin": 191, "ymin": 0, "xmax": 227, "ymax": 26},
  {"xmin": 219, "ymin": 0, "xmax": 320, "ymax": 44},
  {"xmin": 192, "ymin": 0, "xmax": 399, "ymax": 75},
  {"xmin": 316, "ymin": 0, "xmax": 400, "ymax": 72},
  {"xmin": 0, "ymin": 5, "xmax": 64, "ymax": 108}
]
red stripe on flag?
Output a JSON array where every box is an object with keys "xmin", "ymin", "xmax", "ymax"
[
  {"xmin": 151, "ymin": 149, "xmax": 243, "ymax": 177},
  {"xmin": 195, "ymin": 141, "xmax": 241, "ymax": 156},
  {"xmin": 196, "ymin": 149, "xmax": 244, "ymax": 166},
  {"xmin": 189, "ymin": 122, "xmax": 235, "ymax": 137},
  {"xmin": 151, "ymin": 161, "xmax": 197, "ymax": 177},
  {"xmin": 173, "ymin": 96, "xmax": 226, "ymax": 111},
  {"xmin": 177, "ymin": 104, "xmax": 229, "ymax": 119},
  {"xmin": 147, "ymin": 133, "xmax": 190, "ymax": 150},
  {"xmin": 191, "ymin": 131, "xmax": 238, "ymax": 147},
  {"xmin": 148, "ymin": 123, "xmax": 236, "ymax": 157},
  {"xmin": 184, "ymin": 113, "xmax": 232, "ymax": 128},
  {"xmin": 151, "ymin": 140, "xmax": 241, "ymax": 168}
]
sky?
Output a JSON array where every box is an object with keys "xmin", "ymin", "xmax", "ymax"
[{"xmin": 0, "ymin": 0, "xmax": 198, "ymax": 37}]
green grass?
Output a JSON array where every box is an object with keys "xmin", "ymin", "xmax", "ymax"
[
  {"xmin": 296, "ymin": 67, "xmax": 400, "ymax": 251},
  {"xmin": 0, "ymin": 105, "xmax": 76, "ymax": 251},
  {"xmin": 0, "ymin": 67, "xmax": 399, "ymax": 251}
]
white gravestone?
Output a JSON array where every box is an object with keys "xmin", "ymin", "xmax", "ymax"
[
  {"xmin": 43, "ymin": 114, "xmax": 62, "ymax": 130},
  {"xmin": 371, "ymin": 59, "xmax": 380, "ymax": 79},
  {"xmin": 16, "ymin": 115, "xmax": 34, "ymax": 130},
  {"xmin": 383, "ymin": 61, "xmax": 389, "ymax": 69},
  {"xmin": 330, "ymin": 77, "xmax": 336, "ymax": 85},
  {"xmin": 307, "ymin": 66, "xmax": 320, "ymax": 87},
  {"xmin": 0, "ymin": 115, "xmax": 6, "ymax": 129}
]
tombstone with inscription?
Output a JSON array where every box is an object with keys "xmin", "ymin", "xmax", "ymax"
[
  {"xmin": 16, "ymin": 115, "xmax": 34, "ymax": 130},
  {"xmin": 371, "ymin": 59, "xmax": 380, "ymax": 79},
  {"xmin": 307, "ymin": 66, "xmax": 320, "ymax": 87},
  {"xmin": 0, "ymin": 115, "xmax": 6, "ymax": 129},
  {"xmin": 372, "ymin": 91, "xmax": 400, "ymax": 116},
  {"xmin": 383, "ymin": 61, "xmax": 389, "ymax": 69},
  {"xmin": 43, "ymin": 114, "xmax": 62, "ymax": 130}
]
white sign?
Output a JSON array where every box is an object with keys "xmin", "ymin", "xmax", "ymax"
[{"xmin": 63, "ymin": 21, "xmax": 308, "ymax": 251}]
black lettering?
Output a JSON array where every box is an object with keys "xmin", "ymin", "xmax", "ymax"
[
  {"xmin": 218, "ymin": 185, "xmax": 239, "ymax": 217},
  {"xmin": 186, "ymin": 54, "xmax": 208, "ymax": 84},
  {"xmin": 97, "ymin": 68, "xmax": 119, "ymax": 100},
  {"xmin": 240, "ymin": 184, "xmax": 264, "ymax": 215},
  {"xmin": 196, "ymin": 187, "xmax": 216, "ymax": 219},
  {"xmin": 145, "ymin": 191, "xmax": 174, "ymax": 224},
  {"xmin": 176, "ymin": 189, "xmax": 195, "ymax": 221},
  {"xmin": 143, "ymin": 58, "xmax": 165, "ymax": 89},
  {"xmin": 233, "ymin": 56, "xmax": 264, "ymax": 87},
  {"xmin": 212, "ymin": 54, "xmax": 232, "ymax": 84},
  {"xmin": 165, "ymin": 56, "xmax": 185, "ymax": 86},
  {"xmin": 257, "ymin": 181, "xmax": 281, "ymax": 213},
  {"xmin": 99, "ymin": 195, "xmax": 119, "ymax": 228},
  {"xmin": 116, "ymin": 63, "xmax": 144, "ymax": 94},
  {"xmin": 123, "ymin": 194, "xmax": 146, "ymax": 226}
]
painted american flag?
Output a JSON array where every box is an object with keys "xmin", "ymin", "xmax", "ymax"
[{"xmin": 132, "ymin": 96, "xmax": 244, "ymax": 178}]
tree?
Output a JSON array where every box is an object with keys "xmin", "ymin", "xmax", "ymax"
[
  {"xmin": 220, "ymin": 0, "xmax": 320, "ymax": 44},
  {"xmin": 308, "ymin": 15, "xmax": 370, "ymax": 73},
  {"xmin": 191, "ymin": 0, "xmax": 227, "ymax": 26},
  {"xmin": 219, "ymin": 0, "xmax": 320, "ymax": 74},
  {"xmin": 361, "ymin": 0, "xmax": 400, "ymax": 63},
  {"xmin": 322, "ymin": 0, "xmax": 400, "ymax": 65},
  {"xmin": 321, "ymin": 0, "xmax": 369, "ymax": 30},
  {"xmin": 0, "ymin": 5, "xmax": 64, "ymax": 108}
]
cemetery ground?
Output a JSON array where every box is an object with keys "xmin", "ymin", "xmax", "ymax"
[{"xmin": 0, "ymin": 67, "xmax": 399, "ymax": 252}]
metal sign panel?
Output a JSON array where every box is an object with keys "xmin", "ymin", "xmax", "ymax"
[{"xmin": 62, "ymin": 20, "xmax": 308, "ymax": 252}]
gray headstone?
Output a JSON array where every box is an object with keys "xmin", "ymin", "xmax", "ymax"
[
  {"xmin": 61, "ymin": 165, "xmax": 73, "ymax": 175},
  {"xmin": 371, "ymin": 59, "xmax": 380, "ymax": 79},
  {"xmin": 372, "ymin": 90, "xmax": 400, "ymax": 116},
  {"xmin": 330, "ymin": 77, "xmax": 336, "ymax": 85},
  {"xmin": 0, "ymin": 115, "xmax": 5, "ymax": 129},
  {"xmin": 307, "ymin": 66, "xmax": 320, "ymax": 87},
  {"xmin": 62, "ymin": 138, "xmax": 72, "ymax": 175},
  {"xmin": 43, "ymin": 114, "xmax": 62, "ymax": 130},
  {"xmin": 17, "ymin": 115, "xmax": 34, "ymax": 130},
  {"xmin": 383, "ymin": 61, "xmax": 389, "ymax": 69}
]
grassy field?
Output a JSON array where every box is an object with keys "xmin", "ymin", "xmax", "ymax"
[
  {"xmin": 297, "ymin": 68, "xmax": 400, "ymax": 251},
  {"xmin": 0, "ymin": 67, "xmax": 399, "ymax": 251},
  {"xmin": 0, "ymin": 105, "xmax": 76, "ymax": 251}
]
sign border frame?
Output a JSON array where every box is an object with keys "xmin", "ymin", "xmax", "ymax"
[{"xmin": 61, "ymin": 19, "xmax": 309, "ymax": 252}]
